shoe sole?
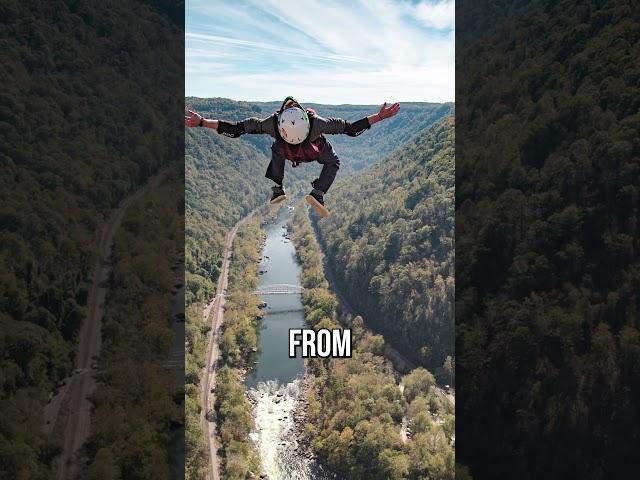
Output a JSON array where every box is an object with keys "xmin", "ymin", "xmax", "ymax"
[
  {"xmin": 305, "ymin": 195, "xmax": 331, "ymax": 218},
  {"xmin": 270, "ymin": 195, "xmax": 287, "ymax": 205}
]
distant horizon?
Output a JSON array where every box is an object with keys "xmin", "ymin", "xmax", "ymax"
[
  {"xmin": 186, "ymin": 0, "xmax": 454, "ymax": 104},
  {"xmin": 185, "ymin": 95, "xmax": 455, "ymax": 106}
]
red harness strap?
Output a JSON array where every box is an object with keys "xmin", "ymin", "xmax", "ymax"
[{"xmin": 283, "ymin": 141, "xmax": 323, "ymax": 167}]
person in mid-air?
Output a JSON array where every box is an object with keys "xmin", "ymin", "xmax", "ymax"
[{"xmin": 184, "ymin": 97, "xmax": 400, "ymax": 217}]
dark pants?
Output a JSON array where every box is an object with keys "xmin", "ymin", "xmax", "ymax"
[{"xmin": 265, "ymin": 142, "xmax": 340, "ymax": 194}]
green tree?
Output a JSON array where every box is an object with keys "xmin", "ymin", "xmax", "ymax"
[{"xmin": 403, "ymin": 368, "xmax": 436, "ymax": 403}]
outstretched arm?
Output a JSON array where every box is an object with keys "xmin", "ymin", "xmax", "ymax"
[
  {"xmin": 367, "ymin": 102, "xmax": 401, "ymax": 126},
  {"xmin": 315, "ymin": 102, "xmax": 401, "ymax": 137},
  {"xmin": 184, "ymin": 110, "xmax": 218, "ymax": 130},
  {"xmin": 184, "ymin": 110, "xmax": 276, "ymax": 138}
]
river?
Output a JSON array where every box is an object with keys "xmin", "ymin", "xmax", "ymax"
[{"xmin": 245, "ymin": 206, "xmax": 333, "ymax": 480}]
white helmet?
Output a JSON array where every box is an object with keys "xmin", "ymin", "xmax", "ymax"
[{"xmin": 278, "ymin": 107, "xmax": 310, "ymax": 145}]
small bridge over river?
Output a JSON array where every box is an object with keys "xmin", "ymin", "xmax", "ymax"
[{"xmin": 254, "ymin": 284, "xmax": 305, "ymax": 295}]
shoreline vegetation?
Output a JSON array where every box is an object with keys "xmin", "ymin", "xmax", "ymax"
[
  {"xmin": 186, "ymin": 212, "xmax": 266, "ymax": 480},
  {"xmin": 185, "ymin": 296, "xmax": 208, "ymax": 478},
  {"xmin": 289, "ymin": 206, "xmax": 455, "ymax": 480},
  {"xmin": 212, "ymin": 215, "xmax": 264, "ymax": 479}
]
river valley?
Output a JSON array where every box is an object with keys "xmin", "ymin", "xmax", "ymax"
[{"xmin": 246, "ymin": 206, "xmax": 333, "ymax": 480}]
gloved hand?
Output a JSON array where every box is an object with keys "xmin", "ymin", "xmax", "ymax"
[{"xmin": 377, "ymin": 102, "xmax": 401, "ymax": 120}]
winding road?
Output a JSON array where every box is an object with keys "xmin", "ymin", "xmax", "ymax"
[
  {"xmin": 43, "ymin": 173, "xmax": 166, "ymax": 480},
  {"xmin": 200, "ymin": 212, "xmax": 253, "ymax": 480}
]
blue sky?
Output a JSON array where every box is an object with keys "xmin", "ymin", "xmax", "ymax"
[{"xmin": 186, "ymin": 0, "xmax": 454, "ymax": 104}]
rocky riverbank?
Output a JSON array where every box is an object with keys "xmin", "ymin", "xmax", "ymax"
[{"xmin": 281, "ymin": 373, "xmax": 315, "ymax": 462}]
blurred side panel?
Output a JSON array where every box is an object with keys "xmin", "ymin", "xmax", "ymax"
[
  {"xmin": 456, "ymin": 1, "xmax": 640, "ymax": 479},
  {"xmin": 0, "ymin": 1, "xmax": 184, "ymax": 478}
]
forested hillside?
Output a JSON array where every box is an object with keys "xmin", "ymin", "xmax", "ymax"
[
  {"xmin": 0, "ymin": 2, "xmax": 181, "ymax": 477},
  {"xmin": 456, "ymin": 0, "xmax": 640, "ymax": 478},
  {"xmin": 316, "ymin": 117, "xmax": 455, "ymax": 375},
  {"xmin": 291, "ymin": 207, "xmax": 454, "ymax": 480},
  {"xmin": 185, "ymin": 129, "xmax": 270, "ymax": 306}
]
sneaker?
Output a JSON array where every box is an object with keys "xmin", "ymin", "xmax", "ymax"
[
  {"xmin": 305, "ymin": 190, "xmax": 330, "ymax": 218},
  {"xmin": 270, "ymin": 185, "xmax": 286, "ymax": 205}
]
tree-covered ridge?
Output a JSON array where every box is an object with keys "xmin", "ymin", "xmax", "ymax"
[
  {"xmin": 185, "ymin": 128, "xmax": 270, "ymax": 306},
  {"xmin": 456, "ymin": 0, "xmax": 640, "ymax": 478},
  {"xmin": 186, "ymin": 97, "xmax": 452, "ymax": 172},
  {"xmin": 83, "ymin": 170, "xmax": 183, "ymax": 479},
  {"xmin": 316, "ymin": 116, "xmax": 455, "ymax": 374},
  {"xmin": 290, "ymin": 206, "xmax": 455, "ymax": 480},
  {"xmin": 0, "ymin": 2, "xmax": 181, "ymax": 477}
]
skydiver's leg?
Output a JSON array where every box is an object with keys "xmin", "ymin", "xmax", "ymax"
[
  {"xmin": 265, "ymin": 143, "xmax": 286, "ymax": 186},
  {"xmin": 312, "ymin": 151, "xmax": 340, "ymax": 194},
  {"xmin": 265, "ymin": 143, "xmax": 287, "ymax": 204},
  {"xmin": 306, "ymin": 151, "xmax": 339, "ymax": 218}
]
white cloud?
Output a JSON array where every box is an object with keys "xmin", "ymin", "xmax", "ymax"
[
  {"xmin": 412, "ymin": 0, "xmax": 455, "ymax": 30},
  {"xmin": 185, "ymin": 0, "xmax": 454, "ymax": 103},
  {"xmin": 186, "ymin": 32, "xmax": 371, "ymax": 64}
]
